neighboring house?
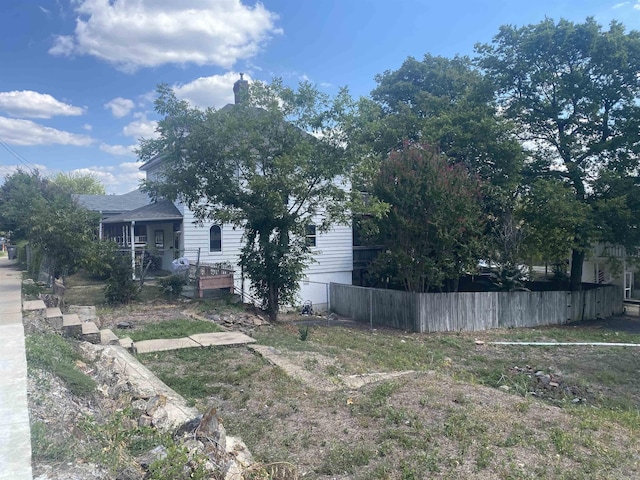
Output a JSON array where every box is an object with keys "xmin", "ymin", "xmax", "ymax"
[
  {"xmin": 582, "ymin": 243, "xmax": 639, "ymax": 300},
  {"xmin": 78, "ymin": 78, "xmax": 353, "ymax": 310}
]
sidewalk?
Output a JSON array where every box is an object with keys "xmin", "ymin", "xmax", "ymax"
[{"xmin": 0, "ymin": 257, "xmax": 32, "ymax": 479}]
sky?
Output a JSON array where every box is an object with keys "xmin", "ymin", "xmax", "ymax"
[{"xmin": 0, "ymin": 0, "xmax": 638, "ymax": 194}]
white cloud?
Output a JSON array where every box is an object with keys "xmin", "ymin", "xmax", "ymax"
[
  {"xmin": 614, "ymin": 1, "xmax": 630, "ymax": 8},
  {"xmin": 174, "ymin": 72, "xmax": 249, "ymax": 109},
  {"xmin": 0, "ymin": 116, "xmax": 93, "ymax": 146},
  {"xmin": 82, "ymin": 123, "xmax": 92, "ymax": 131},
  {"xmin": 49, "ymin": 0, "xmax": 282, "ymax": 72},
  {"xmin": 123, "ymin": 113, "xmax": 158, "ymax": 140},
  {"xmin": 0, "ymin": 90, "xmax": 85, "ymax": 119},
  {"xmin": 70, "ymin": 163, "xmax": 145, "ymax": 194},
  {"xmin": 99, "ymin": 143, "xmax": 137, "ymax": 157},
  {"xmin": 104, "ymin": 97, "xmax": 135, "ymax": 118},
  {"xmin": 634, "ymin": 1, "xmax": 640, "ymax": 9}
]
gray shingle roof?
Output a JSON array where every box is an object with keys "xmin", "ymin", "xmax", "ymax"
[
  {"xmin": 75, "ymin": 189, "xmax": 151, "ymax": 214},
  {"xmin": 102, "ymin": 199, "xmax": 182, "ymax": 224}
]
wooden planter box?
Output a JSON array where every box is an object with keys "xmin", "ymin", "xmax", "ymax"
[{"xmin": 197, "ymin": 273, "xmax": 234, "ymax": 298}]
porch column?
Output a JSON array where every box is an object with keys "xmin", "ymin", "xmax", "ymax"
[
  {"xmin": 131, "ymin": 221, "xmax": 136, "ymax": 280},
  {"xmin": 99, "ymin": 211, "xmax": 103, "ymax": 240}
]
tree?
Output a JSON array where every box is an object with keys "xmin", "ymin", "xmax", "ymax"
[
  {"xmin": 0, "ymin": 169, "xmax": 49, "ymax": 241},
  {"xmin": 356, "ymin": 54, "xmax": 523, "ymax": 191},
  {"xmin": 366, "ymin": 143, "xmax": 485, "ymax": 292},
  {"xmin": 51, "ymin": 172, "xmax": 106, "ymax": 195},
  {"xmin": 0, "ymin": 169, "xmax": 98, "ymax": 281},
  {"xmin": 477, "ymin": 18, "xmax": 640, "ymax": 289},
  {"xmin": 139, "ymin": 80, "xmax": 357, "ymax": 320}
]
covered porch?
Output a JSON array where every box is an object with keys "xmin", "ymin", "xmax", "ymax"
[{"xmin": 100, "ymin": 200, "xmax": 183, "ymax": 277}]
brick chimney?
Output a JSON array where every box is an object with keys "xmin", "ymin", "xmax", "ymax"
[{"xmin": 233, "ymin": 73, "xmax": 249, "ymax": 105}]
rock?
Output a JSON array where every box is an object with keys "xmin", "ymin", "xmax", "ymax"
[
  {"xmin": 137, "ymin": 445, "xmax": 168, "ymax": 469},
  {"xmin": 117, "ymin": 321, "xmax": 133, "ymax": 329},
  {"xmin": 138, "ymin": 415, "xmax": 153, "ymax": 428},
  {"xmin": 146, "ymin": 394, "xmax": 167, "ymax": 415},
  {"xmin": 226, "ymin": 436, "xmax": 253, "ymax": 468},
  {"xmin": 115, "ymin": 464, "xmax": 144, "ymax": 480},
  {"xmin": 535, "ymin": 371, "xmax": 545, "ymax": 377},
  {"xmin": 175, "ymin": 416, "xmax": 202, "ymax": 438},
  {"xmin": 498, "ymin": 385, "xmax": 510, "ymax": 391},
  {"xmin": 211, "ymin": 314, "xmax": 221, "ymax": 322},
  {"xmin": 474, "ymin": 340, "xmax": 485, "ymax": 345},
  {"xmin": 196, "ymin": 405, "xmax": 227, "ymax": 452},
  {"xmin": 23, "ymin": 278, "xmax": 35, "ymax": 285},
  {"xmin": 549, "ymin": 381, "xmax": 559, "ymax": 388},
  {"xmin": 572, "ymin": 398, "xmax": 581, "ymax": 404},
  {"xmin": 131, "ymin": 398, "xmax": 147, "ymax": 414},
  {"xmin": 538, "ymin": 374, "xmax": 551, "ymax": 385},
  {"xmin": 224, "ymin": 460, "xmax": 242, "ymax": 480}
]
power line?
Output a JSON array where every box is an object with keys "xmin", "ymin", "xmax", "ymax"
[{"xmin": 0, "ymin": 136, "xmax": 37, "ymax": 172}]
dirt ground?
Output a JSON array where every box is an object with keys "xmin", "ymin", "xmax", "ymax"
[
  {"xmin": 29, "ymin": 301, "xmax": 640, "ymax": 479},
  {"xmin": 108, "ymin": 305, "xmax": 640, "ymax": 479}
]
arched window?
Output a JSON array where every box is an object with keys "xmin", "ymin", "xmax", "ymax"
[{"xmin": 209, "ymin": 225, "xmax": 222, "ymax": 252}]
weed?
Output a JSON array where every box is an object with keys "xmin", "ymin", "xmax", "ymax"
[
  {"xmin": 298, "ymin": 325, "xmax": 310, "ymax": 341},
  {"xmin": 316, "ymin": 442, "xmax": 373, "ymax": 475},
  {"xmin": 475, "ymin": 444, "xmax": 495, "ymax": 470},
  {"xmin": 22, "ymin": 281, "xmax": 45, "ymax": 300},
  {"xmin": 25, "ymin": 333, "xmax": 96, "ymax": 396},
  {"xmin": 120, "ymin": 318, "xmax": 222, "ymax": 341},
  {"xmin": 157, "ymin": 274, "xmax": 187, "ymax": 298},
  {"xmin": 549, "ymin": 427, "xmax": 575, "ymax": 456},
  {"xmin": 147, "ymin": 442, "xmax": 211, "ymax": 480},
  {"xmin": 303, "ymin": 357, "xmax": 318, "ymax": 371},
  {"xmin": 30, "ymin": 420, "xmax": 76, "ymax": 462}
]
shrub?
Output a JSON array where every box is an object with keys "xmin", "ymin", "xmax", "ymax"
[
  {"xmin": 157, "ymin": 274, "xmax": 187, "ymax": 298},
  {"xmin": 105, "ymin": 254, "xmax": 139, "ymax": 305}
]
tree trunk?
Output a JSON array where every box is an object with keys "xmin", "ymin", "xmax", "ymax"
[
  {"xmin": 267, "ymin": 283, "xmax": 279, "ymax": 322},
  {"xmin": 569, "ymin": 248, "xmax": 584, "ymax": 291}
]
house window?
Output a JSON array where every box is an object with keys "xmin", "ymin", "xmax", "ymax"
[
  {"xmin": 154, "ymin": 230, "xmax": 164, "ymax": 249},
  {"xmin": 305, "ymin": 224, "xmax": 317, "ymax": 247},
  {"xmin": 210, "ymin": 225, "xmax": 222, "ymax": 252}
]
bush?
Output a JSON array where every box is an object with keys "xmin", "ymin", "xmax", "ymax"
[
  {"xmin": 83, "ymin": 240, "xmax": 119, "ymax": 279},
  {"xmin": 157, "ymin": 274, "xmax": 187, "ymax": 298},
  {"xmin": 105, "ymin": 254, "xmax": 139, "ymax": 305}
]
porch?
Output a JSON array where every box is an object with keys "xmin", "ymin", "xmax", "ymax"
[{"xmin": 100, "ymin": 200, "xmax": 183, "ymax": 277}]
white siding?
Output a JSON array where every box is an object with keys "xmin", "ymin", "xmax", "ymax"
[{"xmin": 178, "ymin": 205, "xmax": 353, "ymax": 305}]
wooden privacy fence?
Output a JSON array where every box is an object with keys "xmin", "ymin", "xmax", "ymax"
[{"xmin": 330, "ymin": 283, "xmax": 624, "ymax": 333}]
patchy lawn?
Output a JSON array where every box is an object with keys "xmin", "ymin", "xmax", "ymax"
[{"xmin": 136, "ymin": 314, "xmax": 640, "ymax": 479}]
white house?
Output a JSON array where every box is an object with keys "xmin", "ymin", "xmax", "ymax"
[
  {"xmin": 582, "ymin": 243, "xmax": 639, "ymax": 300},
  {"xmin": 79, "ymin": 78, "xmax": 353, "ymax": 310}
]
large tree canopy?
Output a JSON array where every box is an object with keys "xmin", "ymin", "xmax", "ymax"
[
  {"xmin": 355, "ymin": 54, "xmax": 523, "ymax": 191},
  {"xmin": 477, "ymin": 17, "xmax": 640, "ymax": 288},
  {"xmin": 139, "ymin": 80, "xmax": 358, "ymax": 320},
  {"xmin": 51, "ymin": 172, "xmax": 106, "ymax": 195},
  {"xmin": 0, "ymin": 169, "xmax": 98, "ymax": 280},
  {"xmin": 366, "ymin": 143, "xmax": 485, "ymax": 293}
]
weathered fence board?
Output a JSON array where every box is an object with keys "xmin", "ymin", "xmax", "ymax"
[{"xmin": 330, "ymin": 283, "xmax": 623, "ymax": 333}]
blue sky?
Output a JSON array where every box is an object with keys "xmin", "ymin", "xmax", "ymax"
[{"xmin": 0, "ymin": 0, "xmax": 637, "ymax": 194}]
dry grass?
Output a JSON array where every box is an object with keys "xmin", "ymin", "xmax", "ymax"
[{"xmin": 136, "ymin": 314, "xmax": 640, "ymax": 479}]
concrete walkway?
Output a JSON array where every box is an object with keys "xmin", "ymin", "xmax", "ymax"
[
  {"xmin": 122, "ymin": 331, "xmax": 256, "ymax": 354},
  {"xmin": 0, "ymin": 258, "xmax": 32, "ymax": 479}
]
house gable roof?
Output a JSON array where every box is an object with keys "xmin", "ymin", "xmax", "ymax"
[
  {"xmin": 102, "ymin": 199, "xmax": 182, "ymax": 224},
  {"xmin": 75, "ymin": 189, "xmax": 151, "ymax": 214}
]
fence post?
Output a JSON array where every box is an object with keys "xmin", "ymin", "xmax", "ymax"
[{"xmin": 369, "ymin": 288, "xmax": 373, "ymax": 331}]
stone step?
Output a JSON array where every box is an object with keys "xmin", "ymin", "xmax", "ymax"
[
  {"xmin": 119, "ymin": 336, "xmax": 134, "ymax": 350},
  {"xmin": 22, "ymin": 299, "xmax": 47, "ymax": 323},
  {"xmin": 100, "ymin": 329, "xmax": 120, "ymax": 345},
  {"xmin": 46, "ymin": 307, "xmax": 63, "ymax": 330},
  {"xmin": 81, "ymin": 321, "xmax": 101, "ymax": 344},
  {"xmin": 62, "ymin": 314, "xmax": 82, "ymax": 339}
]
